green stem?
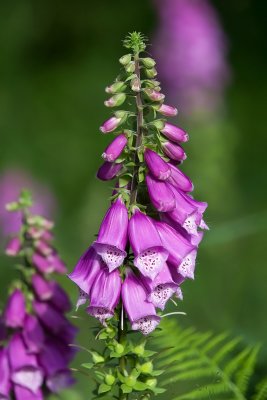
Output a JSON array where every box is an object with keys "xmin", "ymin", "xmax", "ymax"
[
  {"xmin": 130, "ymin": 53, "xmax": 144, "ymax": 206},
  {"xmin": 118, "ymin": 303, "xmax": 128, "ymax": 400}
]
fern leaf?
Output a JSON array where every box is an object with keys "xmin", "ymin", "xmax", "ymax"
[
  {"xmin": 253, "ymin": 378, "xmax": 267, "ymax": 400},
  {"xmin": 235, "ymin": 344, "xmax": 260, "ymax": 395},
  {"xmin": 153, "ymin": 319, "xmax": 263, "ymax": 400}
]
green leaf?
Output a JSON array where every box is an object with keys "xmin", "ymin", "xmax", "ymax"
[
  {"xmin": 98, "ymin": 384, "xmax": 111, "ymax": 394},
  {"xmin": 121, "ymin": 384, "xmax": 132, "ymax": 394},
  {"xmin": 81, "ymin": 362, "xmax": 94, "ymax": 370},
  {"xmin": 133, "ymin": 381, "xmax": 149, "ymax": 391}
]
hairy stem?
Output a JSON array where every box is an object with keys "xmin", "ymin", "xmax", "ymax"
[{"xmin": 130, "ymin": 53, "xmax": 144, "ymax": 205}]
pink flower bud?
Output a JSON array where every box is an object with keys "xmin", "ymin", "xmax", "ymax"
[
  {"xmin": 161, "ymin": 123, "xmax": 189, "ymax": 143},
  {"xmin": 104, "ymin": 93, "xmax": 126, "ymax": 108},
  {"xmin": 162, "ymin": 141, "xmax": 186, "ymax": 161},
  {"xmin": 102, "ymin": 133, "xmax": 127, "ymax": 162},
  {"xmin": 5, "ymin": 237, "xmax": 21, "ymax": 256},
  {"xmin": 144, "ymin": 89, "xmax": 165, "ymax": 102},
  {"xmin": 100, "ymin": 117, "xmax": 121, "ymax": 133},
  {"xmin": 158, "ymin": 104, "xmax": 178, "ymax": 117}
]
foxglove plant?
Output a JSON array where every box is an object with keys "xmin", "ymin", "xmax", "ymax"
[
  {"xmin": 0, "ymin": 191, "xmax": 77, "ymax": 399},
  {"xmin": 68, "ymin": 32, "xmax": 208, "ymax": 399}
]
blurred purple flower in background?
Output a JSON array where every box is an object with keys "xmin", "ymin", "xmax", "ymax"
[
  {"xmin": 0, "ymin": 168, "xmax": 56, "ymax": 237},
  {"xmin": 152, "ymin": 0, "xmax": 230, "ymax": 115}
]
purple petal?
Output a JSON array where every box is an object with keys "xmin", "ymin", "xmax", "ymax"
[
  {"xmin": 68, "ymin": 247, "xmax": 104, "ymax": 295},
  {"xmin": 144, "ymin": 149, "xmax": 171, "ymax": 181},
  {"xmin": 146, "ymin": 174, "xmax": 176, "ymax": 212},
  {"xmin": 167, "ymin": 164, "xmax": 194, "ymax": 192},
  {"xmin": 3, "ymin": 289, "xmax": 25, "ymax": 328},
  {"xmin": 102, "ymin": 133, "xmax": 127, "ymax": 162},
  {"xmin": 23, "ymin": 314, "xmax": 45, "ymax": 354},
  {"xmin": 14, "ymin": 385, "xmax": 43, "ymax": 400},
  {"xmin": 122, "ymin": 269, "xmax": 160, "ymax": 335},
  {"xmin": 97, "ymin": 161, "xmax": 122, "ymax": 181},
  {"xmin": 0, "ymin": 347, "xmax": 11, "ymax": 398}
]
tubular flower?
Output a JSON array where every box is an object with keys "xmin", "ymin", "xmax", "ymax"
[
  {"xmin": 144, "ymin": 149, "xmax": 171, "ymax": 180},
  {"xmin": 161, "ymin": 123, "xmax": 189, "ymax": 143},
  {"xmin": 162, "ymin": 141, "xmax": 187, "ymax": 162},
  {"xmin": 146, "ymin": 174, "xmax": 176, "ymax": 212},
  {"xmin": 102, "ymin": 133, "xmax": 127, "ymax": 162},
  {"xmin": 93, "ymin": 198, "xmax": 128, "ymax": 271},
  {"xmin": 97, "ymin": 161, "xmax": 123, "ymax": 181},
  {"xmin": 129, "ymin": 209, "xmax": 168, "ymax": 279},
  {"xmin": 69, "ymin": 31, "xmax": 207, "ymax": 355},
  {"xmin": 140, "ymin": 263, "xmax": 177, "ymax": 310},
  {"xmin": 122, "ymin": 269, "xmax": 160, "ymax": 335},
  {"xmin": 87, "ymin": 268, "xmax": 121, "ymax": 325},
  {"xmin": 0, "ymin": 192, "xmax": 77, "ymax": 399}
]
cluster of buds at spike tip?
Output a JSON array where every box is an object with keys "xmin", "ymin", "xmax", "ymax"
[
  {"xmin": 0, "ymin": 191, "xmax": 77, "ymax": 400},
  {"xmin": 68, "ymin": 31, "xmax": 207, "ymax": 398}
]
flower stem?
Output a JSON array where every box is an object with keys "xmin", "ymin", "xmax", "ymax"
[
  {"xmin": 130, "ymin": 53, "xmax": 144, "ymax": 206},
  {"xmin": 118, "ymin": 303, "xmax": 128, "ymax": 400}
]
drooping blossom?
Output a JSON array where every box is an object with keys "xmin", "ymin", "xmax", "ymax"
[{"xmin": 152, "ymin": 0, "xmax": 230, "ymax": 115}]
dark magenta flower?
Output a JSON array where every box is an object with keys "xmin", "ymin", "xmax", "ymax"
[
  {"xmin": 93, "ymin": 198, "xmax": 128, "ymax": 271},
  {"xmin": 3, "ymin": 289, "xmax": 25, "ymax": 329},
  {"xmin": 155, "ymin": 221, "xmax": 197, "ymax": 279},
  {"xmin": 97, "ymin": 161, "xmax": 123, "ymax": 181},
  {"xmin": 8, "ymin": 333, "xmax": 44, "ymax": 393},
  {"xmin": 167, "ymin": 164, "xmax": 194, "ymax": 192},
  {"xmin": 161, "ymin": 123, "xmax": 189, "ymax": 143},
  {"xmin": 5, "ymin": 237, "xmax": 21, "ymax": 256},
  {"xmin": 129, "ymin": 209, "xmax": 168, "ymax": 279},
  {"xmin": 32, "ymin": 274, "xmax": 53, "ymax": 301},
  {"xmin": 162, "ymin": 141, "xmax": 187, "ymax": 162},
  {"xmin": 0, "ymin": 347, "xmax": 10, "ymax": 399},
  {"xmin": 122, "ymin": 269, "xmax": 160, "ymax": 335},
  {"xmin": 146, "ymin": 174, "xmax": 176, "ymax": 212},
  {"xmin": 144, "ymin": 149, "xmax": 171, "ymax": 181},
  {"xmin": 87, "ymin": 268, "xmax": 121, "ymax": 325},
  {"xmin": 22, "ymin": 314, "xmax": 45, "ymax": 354},
  {"xmin": 14, "ymin": 385, "xmax": 43, "ymax": 400},
  {"xmin": 102, "ymin": 133, "xmax": 127, "ymax": 162}
]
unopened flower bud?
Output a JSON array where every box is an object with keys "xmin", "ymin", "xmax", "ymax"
[
  {"xmin": 131, "ymin": 77, "xmax": 141, "ymax": 92},
  {"xmin": 142, "ymin": 57, "xmax": 156, "ymax": 68},
  {"xmin": 133, "ymin": 344, "xmax": 145, "ymax": 356},
  {"xmin": 115, "ymin": 343, "xmax": 124, "ymax": 354},
  {"xmin": 144, "ymin": 89, "xmax": 165, "ymax": 102},
  {"xmin": 145, "ymin": 378, "xmax": 157, "ymax": 388},
  {"xmin": 140, "ymin": 361, "xmax": 153, "ymax": 374},
  {"xmin": 119, "ymin": 54, "xmax": 132, "ymax": 65},
  {"xmin": 105, "ymin": 81, "xmax": 126, "ymax": 94},
  {"xmin": 100, "ymin": 117, "xmax": 122, "ymax": 133},
  {"xmin": 5, "ymin": 237, "xmax": 21, "ymax": 256},
  {"xmin": 105, "ymin": 374, "xmax": 115, "ymax": 386},
  {"xmin": 125, "ymin": 375, "xmax": 137, "ymax": 387},
  {"xmin": 104, "ymin": 93, "xmax": 126, "ymax": 108},
  {"xmin": 125, "ymin": 61, "xmax": 135, "ymax": 73},
  {"xmin": 145, "ymin": 68, "xmax": 157, "ymax": 78},
  {"xmin": 158, "ymin": 104, "xmax": 178, "ymax": 117}
]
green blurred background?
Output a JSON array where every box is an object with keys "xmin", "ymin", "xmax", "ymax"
[{"xmin": 0, "ymin": 0, "xmax": 267, "ymax": 397}]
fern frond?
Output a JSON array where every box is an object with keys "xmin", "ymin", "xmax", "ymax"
[
  {"xmin": 153, "ymin": 319, "xmax": 263, "ymax": 400},
  {"xmin": 253, "ymin": 378, "xmax": 267, "ymax": 400}
]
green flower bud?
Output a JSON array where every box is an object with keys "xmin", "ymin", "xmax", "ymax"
[
  {"xmin": 119, "ymin": 53, "xmax": 132, "ymax": 65},
  {"xmin": 105, "ymin": 374, "xmax": 116, "ymax": 386},
  {"xmin": 142, "ymin": 57, "xmax": 156, "ymax": 68},
  {"xmin": 125, "ymin": 375, "xmax": 137, "ymax": 387},
  {"xmin": 149, "ymin": 119, "xmax": 165, "ymax": 130},
  {"xmin": 145, "ymin": 68, "xmax": 157, "ymax": 78},
  {"xmin": 145, "ymin": 378, "xmax": 157, "ymax": 388},
  {"xmin": 91, "ymin": 351, "xmax": 105, "ymax": 364},
  {"xmin": 104, "ymin": 93, "xmax": 126, "ymax": 107},
  {"xmin": 125, "ymin": 61, "xmax": 135, "ymax": 73},
  {"xmin": 105, "ymin": 81, "xmax": 127, "ymax": 94},
  {"xmin": 140, "ymin": 361, "xmax": 153, "ymax": 374},
  {"xmin": 133, "ymin": 344, "xmax": 145, "ymax": 356}
]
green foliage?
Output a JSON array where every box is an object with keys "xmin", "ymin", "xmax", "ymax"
[
  {"xmin": 152, "ymin": 319, "xmax": 266, "ymax": 400},
  {"xmin": 123, "ymin": 32, "xmax": 148, "ymax": 54}
]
